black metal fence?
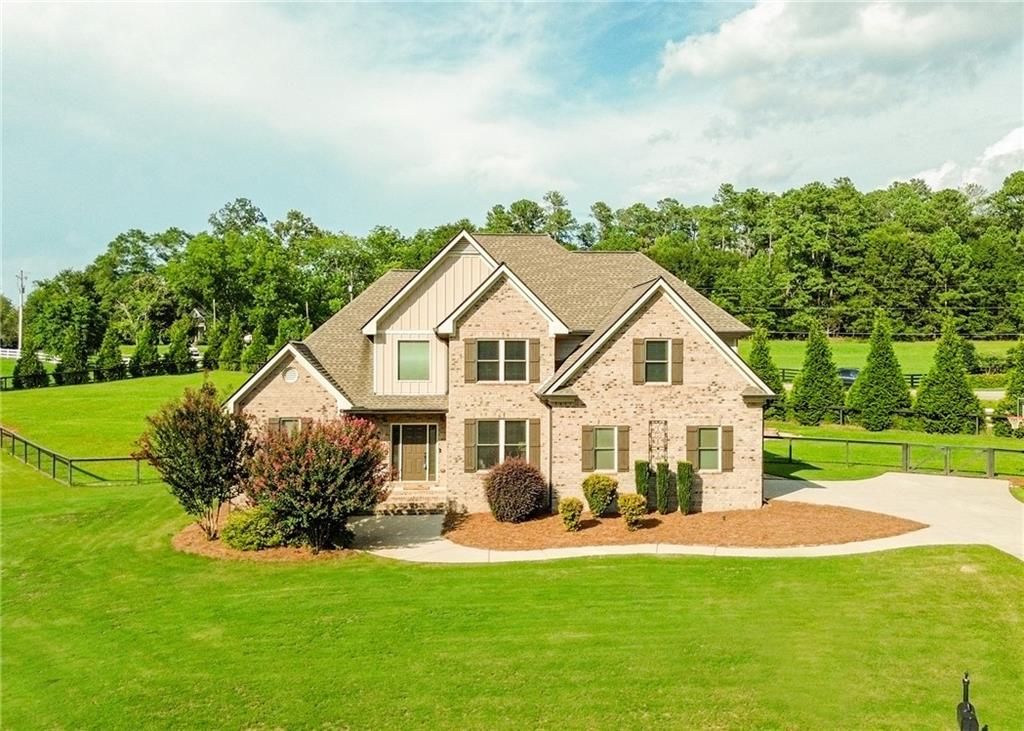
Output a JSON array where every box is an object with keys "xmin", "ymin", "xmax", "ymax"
[
  {"xmin": 0, "ymin": 427, "xmax": 157, "ymax": 485},
  {"xmin": 779, "ymin": 367, "xmax": 924, "ymax": 387},
  {"xmin": 764, "ymin": 434, "xmax": 1024, "ymax": 478}
]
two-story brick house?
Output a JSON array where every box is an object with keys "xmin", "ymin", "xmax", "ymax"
[{"xmin": 225, "ymin": 231, "xmax": 773, "ymax": 513}]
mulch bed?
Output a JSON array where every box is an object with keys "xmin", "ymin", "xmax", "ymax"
[{"xmin": 443, "ymin": 500, "xmax": 927, "ymax": 550}]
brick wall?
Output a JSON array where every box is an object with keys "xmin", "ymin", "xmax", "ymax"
[{"xmin": 236, "ymin": 353, "xmax": 339, "ymax": 428}]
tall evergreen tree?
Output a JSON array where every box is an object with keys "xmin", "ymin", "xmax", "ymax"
[
  {"xmin": 53, "ymin": 328, "xmax": 89, "ymax": 385},
  {"xmin": 202, "ymin": 320, "xmax": 223, "ymax": 370},
  {"xmin": 846, "ymin": 311, "xmax": 910, "ymax": 430},
  {"xmin": 164, "ymin": 316, "xmax": 194, "ymax": 374},
  {"xmin": 12, "ymin": 334, "xmax": 47, "ymax": 388},
  {"xmin": 218, "ymin": 313, "xmax": 243, "ymax": 370},
  {"xmin": 130, "ymin": 322, "xmax": 161, "ymax": 376},
  {"xmin": 914, "ymin": 320, "xmax": 980, "ymax": 433},
  {"xmin": 274, "ymin": 315, "xmax": 308, "ymax": 350},
  {"xmin": 790, "ymin": 320, "xmax": 844, "ymax": 425},
  {"xmin": 747, "ymin": 325, "xmax": 786, "ymax": 419},
  {"xmin": 95, "ymin": 325, "xmax": 125, "ymax": 381},
  {"xmin": 241, "ymin": 327, "xmax": 269, "ymax": 372},
  {"xmin": 994, "ymin": 339, "xmax": 1024, "ymax": 438}
]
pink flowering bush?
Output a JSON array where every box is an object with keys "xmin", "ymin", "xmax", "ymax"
[{"xmin": 247, "ymin": 418, "xmax": 391, "ymax": 551}]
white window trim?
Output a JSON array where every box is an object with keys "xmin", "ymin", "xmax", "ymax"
[
  {"xmin": 475, "ymin": 418, "xmax": 529, "ymax": 472},
  {"xmin": 476, "ymin": 339, "xmax": 528, "ymax": 383},
  {"xmin": 391, "ymin": 423, "xmax": 440, "ymax": 483},
  {"xmin": 643, "ymin": 338, "xmax": 670, "ymax": 386},
  {"xmin": 593, "ymin": 425, "xmax": 618, "ymax": 473},
  {"xmin": 696, "ymin": 425, "xmax": 723, "ymax": 474},
  {"xmin": 397, "ymin": 339, "xmax": 431, "ymax": 382}
]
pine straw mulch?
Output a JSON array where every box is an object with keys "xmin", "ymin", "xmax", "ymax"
[
  {"xmin": 443, "ymin": 500, "xmax": 927, "ymax": 551},
  {"xmin": 171, "ymin": 507, "xmax": 357, "ymax": 562}
]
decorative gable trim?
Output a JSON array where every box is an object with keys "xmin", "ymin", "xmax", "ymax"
[
  {"xmin": 224, "ymin": 343, "xmax": 353, "ymax": 414},
  {"xmin": 541, "ymin": 278, "xmax": 773, "ymax": 396},
  {"xmin": 435, "ymin": 263, "xmax": 570, "ymax": 337},
  {"xmin": 360, "ymin": 230, "xmax": 498, "ymax": 336}
]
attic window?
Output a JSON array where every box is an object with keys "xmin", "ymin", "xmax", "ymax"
[{"xmin": 283, "ymin": 367, "xmax": 299, "ymax": 384}]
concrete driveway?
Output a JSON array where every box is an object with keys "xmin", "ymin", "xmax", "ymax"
[{"xmin": 351, "ymin": 473, "xmax": 1023, "ymax": 563}]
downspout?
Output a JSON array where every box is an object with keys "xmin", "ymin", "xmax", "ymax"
[{"xmin": 546, "ymin": 399, "xmax": 554, "ymax": 512}]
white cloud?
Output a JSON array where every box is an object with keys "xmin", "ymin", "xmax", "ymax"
[{"xmin": 914, "ymin": 127, "xmax": 1024, "ymax": 191}]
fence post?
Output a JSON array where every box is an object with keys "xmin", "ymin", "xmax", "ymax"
[
  {"xmin": 901, "ymin": 443, "xmax": 909, "ymax": 472},
  {"xmin": 69, "ymin": 459, "xmax": 74, "ymax": 486},
  {"xmin": 51, "ymin": 453, "xmax": 56, "ymax": 480},
  {"xmin": 985, "ymin": 449, "xmax": 995, "ymax": 478},
  {"xmin": 788, "ymin": 439, "xmax": 793, "ymax": 464}
]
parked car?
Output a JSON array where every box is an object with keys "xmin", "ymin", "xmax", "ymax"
[{"xmin": 838, "ymin": 367, "xmax": 860, "ymax": 387}]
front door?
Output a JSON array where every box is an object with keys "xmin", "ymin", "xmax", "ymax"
[{"xmin": 401, "ymin": 425, "xmax": 428, "ymax": 481}]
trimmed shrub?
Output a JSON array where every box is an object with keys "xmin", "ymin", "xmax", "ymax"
[
  {"xmin": 221, "ymin": 505, "xmax": 283, "ymax": 551},
  {"xmin": 748, "ymin": 324, "xmax": 786, "ymax": 419},
  {"xmin": 137, "ymin": 383, "xmax": 254, "ymax": 539},
  {"xmin": 558, "ymin": 497, "xmax": 584, "ymax": 532},
  {"xmin": 676, "ymin": 460, "xmax": 694, "ymax": 515},
  {"xmin": 790, "ymin": 320, "xmax": 844, "ymax": 425},
  {"xmin": 582, "ymin": 474, "xmax": 617, "ymax": 517},
  {"xmin": 655, "ymin": 462, "xmax": 669, "ymax": 515},
  {"xmin": 846, "ymin": 311, "xmax": 910, "ymax": 431},
  {"xmin": 483, "ymin": 458, "xmax": 546, "ymax": 523},
  {"xmin": 12, "ymin": 335, "xmax": 47, "ymax": 389},
  {"xmin": 634, "ymin": 460, "xmax": 650, "ymax": 505},
  {"xmin": 618, "ymin": 493, "xmax": 646, "ymax": 531},
  {"xmin": 914, "ymin": 321, "xmax": 981, "ymax": 434},
  {"xmin": 248, "ymin": 418, "xmax": 391, "ymax": 550}
]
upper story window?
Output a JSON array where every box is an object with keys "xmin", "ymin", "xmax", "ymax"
[
  {"xmin": 397, "ymin": 340, "xmax": 429, "ymax": 381},
  {"xmin": 645, "ymin": 340, "xmax": 669, "ymax": 383},
  {"xmin": 477, "ymin": 340, "xmax": 527, "ymax": 382}
]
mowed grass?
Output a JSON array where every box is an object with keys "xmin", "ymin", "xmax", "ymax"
[
  {"xmin": 765, "ymin": 422, "xmax": 1024, "ymax": 480},
  {"xmin": 2, "ymin": 455, "xmax": 1022, "ymax": 729},
  {"xmin": 738, "ymin": 338, "xmax": 1013, "ymax": 374}
]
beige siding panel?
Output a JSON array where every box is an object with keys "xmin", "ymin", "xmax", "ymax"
[{"xmin": 375, "ymin": 333, "xmax": 449, "ymax": 395}]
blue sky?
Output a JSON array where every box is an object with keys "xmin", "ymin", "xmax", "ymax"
[{"xmin": 3, "ymin": 1, "xmax": 1022, "ymax": 299}]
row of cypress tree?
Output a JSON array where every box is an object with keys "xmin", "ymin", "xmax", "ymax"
[{"xmin": 747, "ymin": 315, "xmax": 1023, "ymax": 435}]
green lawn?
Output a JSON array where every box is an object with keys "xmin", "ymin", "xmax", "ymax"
[
  {"xmin": 766, "ymin": 422, "xmax": 1024, "ymax": 480},
  {"xmin": 739, "ymin": 338, "xmax": 1013, "ymax": 374},
  {"xmin": 3, "ymin": 455, "xmax": 1022, "ymax": 729}
]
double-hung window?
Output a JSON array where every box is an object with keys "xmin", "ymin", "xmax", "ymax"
[
  {"xmin": 697, "ymin": 427, "xmax": 720, "ymax": 471},
  {"xmin": 645, "ymin": 340, "xmax": 669, "ymax": 383},
  {"xmin": 398, "ymin": 340, "xmax": 430, "ymax": 381},
  {"xmin": 593, "ymin": 426, "xmax": 617, "ymax": 471},
  {"xmin": 475, "ymin": 419, "xmax": 528, "ymax": 470},
  {"xmin": 477, "ymin": 340, "xmax": 527, "ymax": 382}
]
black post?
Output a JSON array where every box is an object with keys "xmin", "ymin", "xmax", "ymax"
[{"xmin": 956, "ymin": 672, "xmax": 983, "ymax": 731}]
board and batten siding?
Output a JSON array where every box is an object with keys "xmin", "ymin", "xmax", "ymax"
[{"xmin": 374, "ymin": 243, "xmax": 495, "ymax": 395}]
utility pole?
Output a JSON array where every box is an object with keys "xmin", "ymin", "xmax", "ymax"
[
  {"xmin": 16, "ymin": 269, "xmax": 27, "ymax": 354},
  {"xmin": 348, "ymin": 270, "xmax": 355, "ymax": 303}
]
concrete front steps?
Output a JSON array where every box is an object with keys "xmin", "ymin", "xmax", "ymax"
[{"xmin": 376, "ymin": 487, "xmax": 449, "ymax": 515}]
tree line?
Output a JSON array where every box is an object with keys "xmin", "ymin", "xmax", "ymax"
[{"xmin": 13, "ymin": 172, "xmax": 1024, "ymax": 359}]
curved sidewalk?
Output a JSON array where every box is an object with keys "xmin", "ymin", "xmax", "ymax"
[{"xmin": 351, "ymin": 473, "xmax": 1023, "ymax": 564}]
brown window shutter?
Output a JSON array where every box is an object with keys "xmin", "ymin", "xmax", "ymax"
[
  {"xmin": 268, "ymin": 417, "xmax": 281, "ymax": 433},
  {"xmin": 529, "ymin": 339, "xmax": 541, "ymax": 383},
  {"xmin": 528, "ymin": 418, "xmax": 541, "ymax": 468},
  {"xmin": 581, "ymin": 425, "xmax": 594, "ymax": 472},
  {"xmin": 721, "ymin": 426, "xmax": 734, "ymax": 471},
  {"xmin": 616, "ymin": 426, "xmax": 629, "ymax": 472},
  {"xmin": 299, "ymin": 417, "xmax": 313, "ymax": 432},
  {"xmin": 632, "ymin": 339, "xmax": 645, "ymax": 384},
  {"xmin": 464, "ymin": 419, "xmax": 477, "ymax": 473},
  {"xmin": 671, "ymin": 339, "xmax": 684, "ymax": 384},
  {"xmin": 464, "ymin": 339, "xmax": 477, "ymax": 384},
  {"xmin": 686, "ymin": 426, "xmax": 699, "ymax": 465}
]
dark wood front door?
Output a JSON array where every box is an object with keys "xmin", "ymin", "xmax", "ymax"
[{"xmin": 400, "ymin": 425, "xmax": 428, "ymax": 481}]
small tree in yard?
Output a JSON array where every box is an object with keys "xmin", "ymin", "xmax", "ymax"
[
  {"xmin": 790, "ymin": 320, "xmax": 844, "ymax": 425},
  {"xmin": 994, "ymin": 338, "xmax": 1024, "ymax": 438},
  {"xmin": 137, "ymin": 383, "xmax": 254, "ymax": 539},
  {"xmin": 53, "ymin": 328, "xmax": 89, "ymax": 385},
  {"xmin": 219, "ymin": 313, "xmax": 244, "ymax": 370},
  {"xmin": 748, "ymin": 325, "xmax": 786, "ymax": 419},
  {"xmin": 95, "ymin": 325, "xmax": 125, "ymax": 381},
  {"xmin": 12, "ymin": 334, "xmax": 47, "ymax": 388},
  {"xmin": 914, "ymin": 320, "xmax": 981, "ymax": 434},
  {"xmin": 248, "ymin": 419, "xmax": 391, "ymax": 549},
  {"xmin": 241, "ymin": 327, "xmax": 269, "ymax": 372},
  {"xmin": 164, "ymin": 316, "xmax": 194, "ymax": 374},
  {"xmin": 846, "ymin": 311, "xmax": 910, "ymax": 431},
  {"xmin": 130, "ymin": 322, "xmax": 161, "ymax": 377}
]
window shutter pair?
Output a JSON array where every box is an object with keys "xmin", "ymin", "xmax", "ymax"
[
  {"xmin": 579, "ymin": 425, "xmax": 629, "ymax": 471},
  {"xmin": 632, "ymin": 339, "xmax": 644, "ymax": 385},
  {"xmin": 464, "ymin": 340, "xmax": 477, "ymax": 384},
  {"xmin": 528, "ymin": 419, "xmax": 540, "ymax": 468},
  {"xmin": 671, "ymin": 339, "xmax": 684, "ymax": 384},
  {"xmin": 464, "ymin": 418, "xmax": 541, "ymax": 471},
  {"xmin": 529, "ymin": 339, "xmax": 540, "ymax": 383},
  {"xmin": 464, "ymin": 419, "xmax": 476, "ymax": 472},
  {"xmin": 685, "ymin": 425, "xmax": 734, "ymax": 471}
]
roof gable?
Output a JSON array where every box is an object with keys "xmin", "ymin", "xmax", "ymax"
[{"xmin": 224, "ymin": 342, "xmax": 353, "ymax": 414}]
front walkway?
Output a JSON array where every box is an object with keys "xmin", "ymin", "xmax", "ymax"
[{"xmin": 351, "ymin": 473, "xmax": 1023, "ymax": 563}]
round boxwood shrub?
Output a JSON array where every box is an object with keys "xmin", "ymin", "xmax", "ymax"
[
  {"xmin": 582, "ymin": 474, "xmax": 617, "ymax": 516},
  {"xmin": 221, "ymin": 504, "xmax": 283, "ymax": 551},
  {"xmin": 617, "ymin": 493, "xmax": 646, "ymax": 531},
  {"xmin": 484, "ymin": 458, "xmax": 546, "ymax": 523},
  {"xmin": 558, "ymin": 497, "xmax": 584, "ymax": 532}
]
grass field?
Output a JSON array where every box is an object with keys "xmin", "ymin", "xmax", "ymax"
[
  {"xmin": 738, "ymin": 338, "xmax": 1014, "ymax": 374},
  {"xmin": 3, "ymin": 454, "xmax": 1022, "ymax": 728},
  {"xmin": 765, "ymin": 422, "xmax": 1024, "ymax": 480}
]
